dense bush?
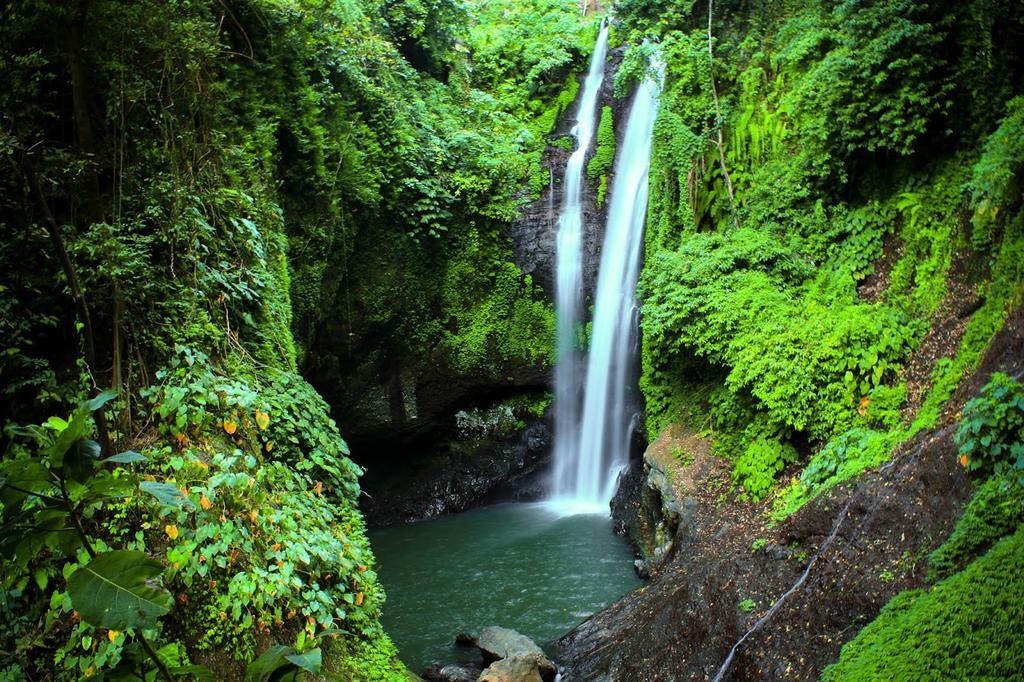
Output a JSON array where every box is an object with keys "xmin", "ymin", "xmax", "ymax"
[
  {"xmin": 733, "ymin": 437, "xmax": 798, "ymax": 500},
  {"xmin": 956, "ymin": 373, "xmax": 1024, "ymax": 484},
  {"xmin": 624, "ymin": 0, "xmax": 1024, "ymax": 506},
  {"xmin": 0, "ymin": 0, "xmax": 595, "ymax": 677}
]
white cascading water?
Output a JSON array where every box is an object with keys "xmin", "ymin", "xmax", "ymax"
[
  {"xmin": 551, "ymin": 56, "xmax": 663, "ymax": 513},
  {"xmin": 551, "ymin": 21, "xmax": 610, "ymax": 502}
]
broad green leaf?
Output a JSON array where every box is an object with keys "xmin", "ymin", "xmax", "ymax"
[
  {"xmin": 103, "ymin": 450, "xmax": 148, "ymax": 464},
  {"xmin": 246, "ymin": 644, "xmax": 292, "ymax": 681},
  {"xmin": 83, "ymin": 390, "xmax": 118, "ymax": 412},
  {"xmin": 77, "ymin": 439, "xmax": 102, "ymax": 460},
  {"xmin": 66, "ymin": 550, "xmax": 172, "ymax": 629},
  {"xmin": 45, "ymin": 411, "xmax": 89, "ymax": 466},
  {"xmin": 285, "ymin": 649, "xmax": 321, "ymax": 674},
  {"xmin": 140, "ymin": 481, "xmax": 195, "ymax": 509}
]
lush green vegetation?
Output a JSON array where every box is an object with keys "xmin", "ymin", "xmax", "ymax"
[
  {"xmin": 621, "ymin": 0, "xmax": 1024, "ymax": 508},
  {"xmin": 1, "ymin": 0, "xmax": 1022, "ymax": 678},
  {"xmin": 619, "ymin": 1, "xmax": 1024, "ymax": 671},
  {"xmin": 956, "ymin": 373, "xmax": 1024, "ymax": 483},
  {"xmin": 0, "ymin": 0, "xmax": 596, "ymax": 678}
]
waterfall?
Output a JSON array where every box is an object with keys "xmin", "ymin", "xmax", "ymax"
[
  {"xmin": 551, "ymin": 56, "xmax": 663, "ymax": 513},
  {"xmin": 551, "ymin": 21, "xmax": 610, "ymax": 502}
]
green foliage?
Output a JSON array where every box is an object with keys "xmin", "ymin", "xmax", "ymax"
[
  {"xmin": 738, "ymin": 598, "xmax": 756, "ymax": 613},
  {"xmin": 955, "ymin": 373, "xmax": 1024, "ymax": 483},
  {"xmin": 441, "ymin": 247, "xmax": 555, "ymax": 376},
  {"xmin": 626, "ymin": 0, "xmax": 1024, "ymax": 530},
  {"xmin": 0, "ymin": 394, "xmax": 209, "ymax": 679},
  {"xmin": 641, "ymin": 227, "xmax": 920, "ymax": 441},
  {"xmin": 325, "ymin": 630, "xmax": 411, "ymax": 681},
  {"xmin": 927, "ymin": 475, "xmax": 1024, "ymax": 582},
  {"xmin": 793, "ymin": 0, "xmax": 952, "ymax": 159},
  {"xmin": 800, "ymin": 429, "xmax": 893, "ymax": 490},
  {"xmin": 66, "ymin": 551, "xmax": 172, "ymax": 630},
  {"xmin": 911, "ymin": 216, "xmax": 1024, "ymax": 433},
  {"xmin": 772, "ymin": 427, "xmax": 895, "ymax": 520},
  {"xmin": 588, "ymin": 106, "xmax": 616, "ymax": 206},
  {"xmin": 966, "ymin": 96, "xmax": 1024, "ymax": 250},
  {"xmin": 821, "ymin": 526, "xmax": 1024, "ymax": 680},
  {"xmin": 732, "ymin": 437, "xmax": 797, "ymax": 500}
]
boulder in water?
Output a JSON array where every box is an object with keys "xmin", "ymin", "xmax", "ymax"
[
  {"xmin": 475, "ymin": 627, "xmax": 555, "ymax": 681},
  {"xmin": 421, "ymin": 661, "xmax": 483, "ymax": 682},
  {"xmin": 455, "ymin": 631, "xmax": 478, "ymax": 647},
  {"xmin": 478, "ymin": 653, "xmax": 549, "ymax": 682}
]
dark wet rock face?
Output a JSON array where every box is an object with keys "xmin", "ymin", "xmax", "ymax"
[{"xmin": 360, "ymin": 413, "xmax": 553, "ymax": 527}]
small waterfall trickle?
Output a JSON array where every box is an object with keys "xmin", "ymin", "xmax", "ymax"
[
  {"xmin": 551, "ymin": 21, "xmax": 610, "ymax": 503},
  {"xmin": 550, "ymin": 55, "xmax": 663, "ymax": 514}
]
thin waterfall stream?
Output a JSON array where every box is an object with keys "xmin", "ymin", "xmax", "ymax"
[{"xmin": 551, "ymin": 21, "xmax": 610, "ymax": 504}]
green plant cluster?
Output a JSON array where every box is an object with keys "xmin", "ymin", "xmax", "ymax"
[
  {"xmin": 588, "ymin": 106, "xmax": 617, "ymax": 207},
  {"xmin": 617, "ymin": 0, "xmax": 1024, "ymax": 502},
  {"xmin": 732, "ymin": 437, "xmax": 797, "ymax": 501},
  {"xmin": 955, "ymin": 372, "xmax": 1024, "ymax": 483},
  {"xmin": 771, "ymin": 428, "xmax": 895, "ymax": 520},
  {"xmin": 821, "ymin": 526, "xmax": 1024, "ymax": 679}
]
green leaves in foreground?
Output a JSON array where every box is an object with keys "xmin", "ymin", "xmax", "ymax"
[
  {"xmin": 67, "ymin": 550, "xmax": 173, "ymax": 629},
  {"xmin": 247, "ymin": 644, "xmax": 322, "ymax": 681}
]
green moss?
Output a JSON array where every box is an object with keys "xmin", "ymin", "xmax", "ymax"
[
  {"xmin": 822, "ymin": 526, "xmax": 1024, "ymax": 680},
  {"xmin": 441, "ymin": 243, "xmax": 555, "ymax": 376},
  {"xmin": 927, "ymin": 476, "xmax": 1024, "ymax": 582},
  {"xmin": 323, "ymin": 629, "xmax": 411, "ymax": 681},
  {"xmin": 910, "ymin": 217, "xmax": 1024, "ymax": 434}
]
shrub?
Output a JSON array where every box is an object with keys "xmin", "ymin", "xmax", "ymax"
[
  {"xmin": 955, "ymin": 372, "xmax": 1024, "ymax": 484},
  {"xmin": 772, "ymin": 427, "xmax": 894, "ymax": 521},
  {"xmin": 733, "ymin": 437, "xmax": 798, "ymax": 500}
]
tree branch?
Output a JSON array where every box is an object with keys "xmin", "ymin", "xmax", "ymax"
[
  {"xmin": 707, "ymin": 0, "xmax": 740, "ymax": 230},
  {"xmin": 22, "ymin": 156, "xmax": 112, "ymax": 455}
]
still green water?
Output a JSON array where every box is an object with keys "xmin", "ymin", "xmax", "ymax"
[{"xmin": 369, "ymin": 503, "xmax": 642, "ymax": 672}]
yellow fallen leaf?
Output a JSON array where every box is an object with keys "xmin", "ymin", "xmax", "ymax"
[
  {"xmin": 265, "ymin": 440, "xmax": 274, "ymax": 452},
  {"xmin": 165, "ymin": 524, "xmax": 179, "ymax": 540},
  {"xmin": 107, "ymin": 630, "xmax": 120, "ymax": 643},
  {"xmin": 200, "ymin": 494, "xmax": 213, "ymax": 510},
  {"xmin": 223, "ymin": 419, "xmax": 237, "ymax": 435},
  {"xmin": 355, "ymin": 592, "xmax": 364, "ymax": 606},
  {"xmin": 254, "ymin": 409, "xmax": 270, "ymax": 430},
  {"xmin": 249, "ymin": 509, "xmax": 258, "ymax": 523}
]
